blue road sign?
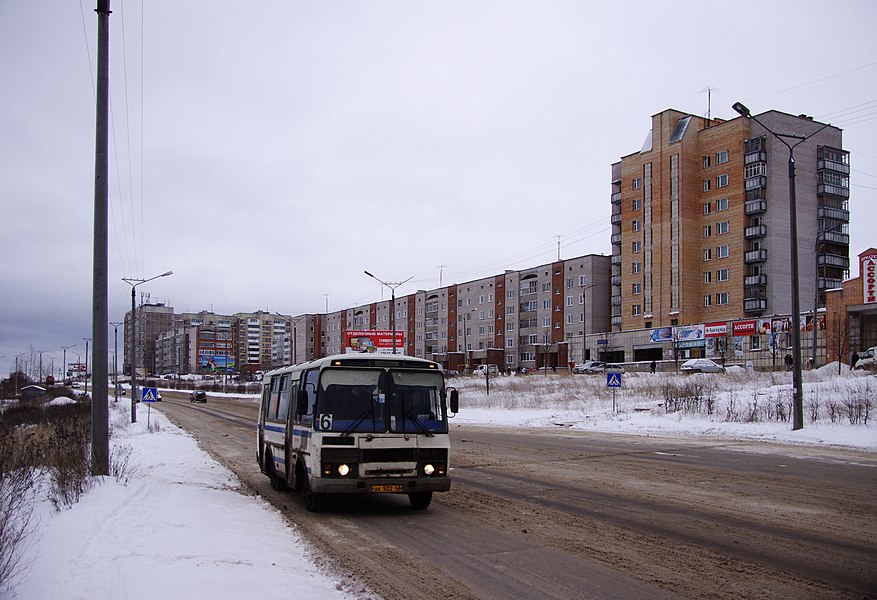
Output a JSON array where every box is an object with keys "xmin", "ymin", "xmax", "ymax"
[
  {"xmin": 606, "ymin": 372, "xmax": 622, "ymax": 388},
  {"xmin": 142, "ymin": 387, "xmax": 158, "ymax": 403}
]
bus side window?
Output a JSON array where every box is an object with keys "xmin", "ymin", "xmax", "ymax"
[
  {"xmin": 268, "ymin": 375, "xmax": 281, "ymax": 420},
  {"xmin": 297, "ymin": 369, "xmax": 318, "ymax": 427},
  {"xmin": 277, "ymin": 374, "xmax": 291, "ymax": 421},
  {"xmin": 260, "ymin": 383, "xmax": 272, "ymax": 422}
]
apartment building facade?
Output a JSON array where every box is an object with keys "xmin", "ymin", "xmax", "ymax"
[{"xmin": 610, "ymin": 109, "xmax": 849, "ymax": 342}]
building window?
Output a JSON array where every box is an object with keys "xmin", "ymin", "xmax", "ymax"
[
  {"xmin": 717, "ymin": 221, "xmax": 729, "ymax": 235},
  {"xmin": 632, "ymin": 220, "xmax": 641, "ymax": 232},
  {"xmin": 578, "ymin": 275, "xmax": 586, "ymax": 286},
  {"xmin": 703, "ymin": 202, "xmax": 712, "ymax": 215},
  {"xmin": 716, "ymin": 150, "xmax": 729, "ymax": 164},
  {"xmin": 632, "ymin": 304, "xmax": 642, "ymax": 316},
  {"xmin": 633, "ymin": 198, "xmax": 641, "ymax": 211},
  {"xmin": 632, "ymin": 240, "xmax": 642, "ymax": 253},
  {"xmin": 542, "ymin": 283, "xmax": 551, "ymax": 292},
  {"xmin": 507, "ymin": 338, "xmax": 514, "ymax": 348},
  {"xmin": 704, "ymin": 271, "xmax": 712, "ymax": 284},
  {"xmin": 633, "ymin": 178, "xmax": 642, "ymax": 190},
  {"xmin": 704, "ymin": 248, "xmax": 712, "ymax": 261},
  {"xmin": 716, "ymin": 292, "xmax": 729, "ymax": 305},
  {"xmin": 717, "ymin": 268, "xmax": 729, "ymax": 282},
  {"xmin": 566, "ymin": 295, "xmax": 573, "ymax": 306},
  {"xmin": 632, "ymin": 262, "xmax": 642, "ymax": 274},
  {"xmin": 543, "ymin": 300, "xmax": 551, "ymax": 310},
  {"xmin": 703, "ymin": 156, "xmax": 711, "ymax": 168},
  {"xmin": 717, "ymin": 197, "xmax": 729, "ymax": 211},
  {"xmin": 703, "ymin": 225, "xmax": 712, "ymax": 238},
  {"xmin": 632, "ymin": 282, "xmax": 642, "ymax": 294},
  {"xmin": 717, "ymin": 245, "xmax": 730, "ymax": 258},
  {"xmin": 704, "ymin": 295, "xmax": 712, "ymax": 307},
  {"xmin": 566, "ymin": 314, "xmax": 573, "ymax": 324},
  {"xmin": 716, "ymin": 174, "xmax": 729, "ymax": 188},
  {"xmin": 704, "ymin": 179, "xmax": 711, "ymax": 192}
]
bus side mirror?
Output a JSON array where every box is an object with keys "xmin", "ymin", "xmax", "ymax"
[
  {"xmin": 448, "ymin": 388, "xmax": 459, "ymax": 415},
  {"xmin": 297, "ymin": 389, "xmax": 308, "ymax": 416}
]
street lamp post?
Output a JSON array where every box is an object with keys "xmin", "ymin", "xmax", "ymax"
[
  {"xmin": 82, "ymin": 338, "xmax": 92, "ymax": 395},
  {"xmin": 110, "ymin": 322, "xmax": 122, "ymax": 403},
  {"xmin": 61, "ymin": 344, "xmax": 76, "ymax": 385},
  {"xmin": 732, "ymin": 102, "xmax": 832, "ymax": 431},
  {"xmin": 364, "ymin": 271, "xmax": 412, "ymax": 355},
  {"xmin": 581, "ymin": 282, "xmax": 598, "ymax": 364},
  {"xmin": 123, "ymin": 271, "xmax": 173, "ymax": 423},
  {"xmin": 14, "ymin": 353, "xmax": 25, "ymax": 397},
  {"xmin": 274, "ymin": 313, "xmax": 306, "ymax": 365}
]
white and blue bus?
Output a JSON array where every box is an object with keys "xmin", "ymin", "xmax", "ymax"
[{"xmin": 257, "ymin": 353, "xmax": 459, "ymax": 511}]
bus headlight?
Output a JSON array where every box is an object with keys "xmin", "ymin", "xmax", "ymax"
[
  {"xmin": 423, "ymin": 463, "xmax": 435, "ymax": 476},
  {"xmin": 337, "ymin": 464, "xmax": 350, "ymax": 477}
]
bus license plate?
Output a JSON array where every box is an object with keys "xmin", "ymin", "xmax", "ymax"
[{"xmin": 371, "ymin": 484, "xmax": 402, "ymax": 493}]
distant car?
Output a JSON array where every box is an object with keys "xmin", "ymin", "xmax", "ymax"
[
  {"xmin": 680, "ymin": 358, "xmax": 724, "ymax": 373},
  {"xmin": 444, "ymin": 370, "xmax": 459, "ymax": 377},
  {"xmin": 155, "ymin": 391, "xmax": 162, "ymax": 402},
  {"xmin": 190, "ymin": 390, "xmax": 207, "ymax": 403},
  {"xmin": 573, "ymin": 361, "xmax": 596, "ymax": 374},
  {"xmin": 473, "ymin": 364, "xmax": 499, "ymax": 376},
  {"xmin": 604, "ymin": 363, "xmax": 625, "ymax": 373},
  {"xmin": 71, "ymin": 381, "xmax": 83, "ymax": 388},
  {"xmin": 584, "ymin": 361, "xmax": 606, "ymax": 373},
  {"xmin": 854, "ymin": 347, "xmax": 876, "ymax": 369}
]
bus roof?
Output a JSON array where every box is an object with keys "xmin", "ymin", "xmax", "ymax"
[{"xmin": 263, "ymin": 353, "xmax": 442, "ymax": 379}]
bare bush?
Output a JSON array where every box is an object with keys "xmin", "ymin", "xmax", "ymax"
[{"xmin": 0, "ymin": 439, "xmax": 38, "ymax": 590}]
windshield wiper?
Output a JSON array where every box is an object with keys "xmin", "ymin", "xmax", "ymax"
[
  {"xmin": 402, "ymin": 409, "xmax": 434, "ymax": 437},
  {"xmin": 342, "ymin": 407, "xmax": 374, "ymax": 437}
]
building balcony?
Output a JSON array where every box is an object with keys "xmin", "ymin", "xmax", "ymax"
[
  {"xmin": 817, "ymin": 253, "xmax": 850, "ymax": 269},
  {"xmin": 744, "ymin": 224, "xmax": 767, "ymax": 239},
  {"xmin": 744, "ymin": 175, "xmax": 767, "ymax": 190},
  {"xmin": 611, "ymin": 254, "xmax": 622, "ymax": 265},
  {"xmin": 818, "ymin": 183, "xmax": 850, "ymax": 198},
  {"xmin": 817, "ymin": 206, "xmax": 850, "ymax": 222},
  {"xmin": 744, "ymin": 151, "xmax": 767, "ymax": 164},
  {"xmin": 744, "ymin": 249, "xmax": 767, "ymax": 264},
  {"xmin": 744, "ymin": 298, "xmax": 767, "ymax": 313},
  {"xmin": 818, "ymin": 159, "xmax": 850, "ymax": 175},
  {"xmin": 818, "ymin": 277, "xmax": 844, "ymax": 290},
  {"xmin": 744, "ymin": 199, "xmax": 767, "ymax": 215},
  {"xmin": 611, "ymin": 192, "xmax": 622, "ymax": 205},
  {"xmin": 611, "ymin": 295, "xmax": 621, "ymax": 307},
  {"xmin": 610, "ymin": 213, "xmax": 622, "ymax": 225},
  {"xmin": 611, "ymin": 275, "xmax": 621, "ymax": 286},
  {"xmin": 611, "ymin": 233, "xmax": 622, "ymax": 246},
  {"xmin": 817, "ymin": 230, "xmax": 850, "ymax": 245},
  {"xmin": 744, "ymin": 274, "xmax": 767, "ymax": 286},
  {"xmin": 611, "ymin": 315, "xmax": 622, "ymax": 326}
]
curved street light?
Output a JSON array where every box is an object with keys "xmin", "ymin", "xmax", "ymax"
[
  {"xmin": 122, "ymin": 271, "xmax": 173, "ymax": 423},
  {"xmin": 732, "ymin": 102, "xmax": 831, "ymax": 431},
  {"xmin": 364, "ymin": 271, "xmax": 412, "ymax": 355}
]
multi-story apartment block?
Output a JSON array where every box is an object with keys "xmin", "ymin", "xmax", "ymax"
[
  {"xmin": 610, "ymin": 108, "xmax": 848, "ymax": 333},
  {"xmin": 123, "ymin": 301, "xmax": 174, "ymax": 377}
]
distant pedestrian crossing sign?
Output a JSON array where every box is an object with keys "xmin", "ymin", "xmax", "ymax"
[
  {"xmin": 606, "ymin": 372, "xmax": 622, "ymax": 388},
  {"xmin": 142, "ymin": 387, "xmax": 158, "ymax": 403}
]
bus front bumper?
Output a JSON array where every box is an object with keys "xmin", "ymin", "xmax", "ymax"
[{"xmin": 309, "ymin": 476, "xmax": 451, "ymax": 495}]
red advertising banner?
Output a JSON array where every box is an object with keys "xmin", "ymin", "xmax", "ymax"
[
  {"xmin": 345, "ymin": 330, "xmax": 405, "ymax": 354},
  {"xmin": 704, "ymin": 322, "xmax": 727, "ymax": 338},
  {"xmin": 732, "ymin": 320, "xmax": 756, "ymax": 336},
  {"xmin": 863, "ymin": 253, "xmax": 877, "ymax": 304}
]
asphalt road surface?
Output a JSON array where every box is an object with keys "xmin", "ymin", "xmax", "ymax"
[{"xmin": 152, "ymin": 391, "xmax": 877, "ymax": 599}]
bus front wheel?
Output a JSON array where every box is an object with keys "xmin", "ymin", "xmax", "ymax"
[
  {"xmin": 408, "ymin": 492, "xmax": 432, "ymax": 510},
  {"xmin": 304, "ymin": 478, "xmax": 323, "ymax": 512}
]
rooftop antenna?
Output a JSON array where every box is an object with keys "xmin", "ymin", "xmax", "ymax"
[
  {"xmin": 556, "ymin": 235, "xmax": 562, "ymax": 261},
  {"xmin": 438, "ymin": 264, "xmax": 447, "ymax": 287},
  {"xmin": 700, "ymin": 86, "xmax": 721, "ymax": 121}
]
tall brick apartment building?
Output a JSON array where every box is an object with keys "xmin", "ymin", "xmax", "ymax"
[{"xmin": 610, "ymin": 108, "xmax": 849, "ymax": 335}]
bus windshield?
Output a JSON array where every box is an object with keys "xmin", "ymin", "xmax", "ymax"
[{"xmin": 316, "ymin": 368, "xmax": 447, "ymax": 434}]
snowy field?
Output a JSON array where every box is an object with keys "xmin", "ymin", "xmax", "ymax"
[{"xmin": 6, "ymin": 365, "xmax": 875, "ymax": 598}]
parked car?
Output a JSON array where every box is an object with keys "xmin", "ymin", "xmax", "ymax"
[
  {"xmin": 473, "ymin": 364, "xmax": 499, "ymax": 376},
  {"xmin": 190, "ymin": 390, "xmax": 207, "ymax": 403},
  {"xmin": 572, "ymin": 360, "xmax": 600, "ymax": 374},
  {"xmin": 680, "ymin": 358, "xmax": 724, "ymax": 373},
  {"xmin": 584, "ymin": 361, "xmax": 606, "ymax": 373},
  {"xmin": 855, "ymin": 347, "xmax": 876, "ymax": 369}
]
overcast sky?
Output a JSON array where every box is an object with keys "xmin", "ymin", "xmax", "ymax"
[{"xmin": 2, "ymin": 0, "xmax": 876, "ymax": 375}]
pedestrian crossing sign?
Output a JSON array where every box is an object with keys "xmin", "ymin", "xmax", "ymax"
[
  {"xmin": 142, "ymin": 387, "xmax": 158, "ymax": 403},
  {"xmin": 606, "ymin": 373, "xmax": 622, "ymax": 388}
]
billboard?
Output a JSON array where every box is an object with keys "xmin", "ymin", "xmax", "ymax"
[
  {"xmin": 863, "ymin": 253, "xmax": 877, "ymax": 304},
  {"xmin": 200, "ymin": 355, "xmax": 236, "ymax": 371},
  {"xmin": 345, "ymin": 330, "xmax": 405, "ymax": 355},
  {"xmin": 704, "ymin": 322, "xmax": 727, "ymax": 338}
]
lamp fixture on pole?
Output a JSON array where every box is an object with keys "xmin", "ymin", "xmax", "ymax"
[
  {"xmin": 364, "ymin": 271, "xmax": 413, "ymax": 355},
  {"xmin": 732, "ymin": 102, "xmax": 832, "ymax": 431},
  {"xmin": 123, "ymin": 271, "xmax": 173, "ymax": 423}
]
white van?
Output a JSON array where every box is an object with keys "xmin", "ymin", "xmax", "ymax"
[
  {"xmin": 473, "ymin": 364, "xmax": 499, "ymax": 376},
  {"xmin": 855, "ymin": 347, "xmax": 876, "ymax": 369}
]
